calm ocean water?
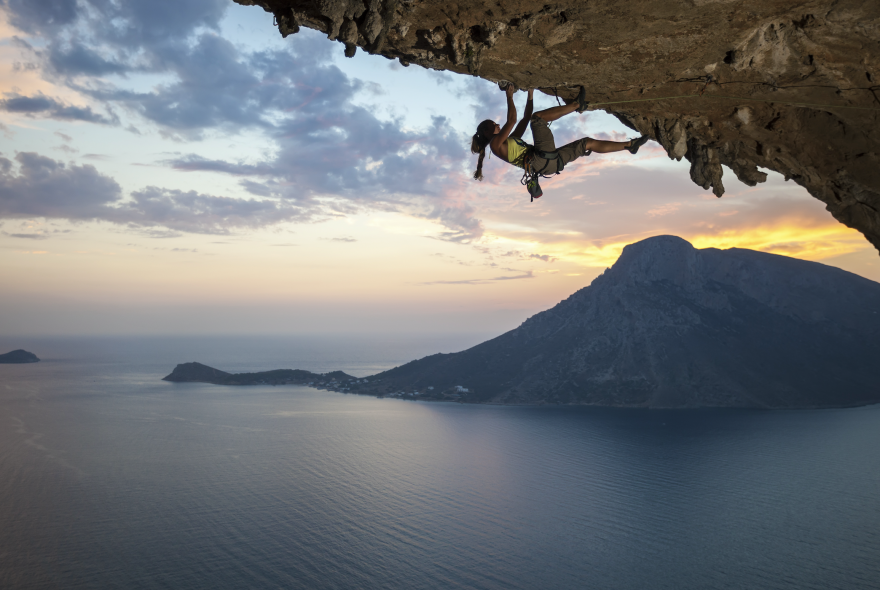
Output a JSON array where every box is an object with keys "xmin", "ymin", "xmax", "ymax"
[{"xmin": 1, "ymin": 335, "xmax": 879, "ymax": 589}]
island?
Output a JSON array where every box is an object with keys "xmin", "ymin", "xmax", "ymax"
[
  {"xmin": 356, "ymin": 236, "xmax": 880, "ymax": 409},
  {"xmin": 0, "ymin": 349, "xmax": 40, "ymax": 364},
  {"xmin": 163, "ymin": 236, "xmax": 880, "ymax": 409},
  {"xmin": 162, "ymin": 360, "xmax": 453, "ymax": 398},
  {"xmin": 163, "ymin": 362, "xmax": 355, "ymax": 386}
]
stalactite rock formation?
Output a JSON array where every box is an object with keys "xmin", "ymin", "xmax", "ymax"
[{"xmin": 235, "ymin": 0, "xmax": 880, "ymax": 253}]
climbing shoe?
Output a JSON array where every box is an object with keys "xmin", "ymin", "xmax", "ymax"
[
  {"xmin": 575, "ymin": 85, "xmax": 590, "ymax": 113},
  {"xmin": 626, "ymin": 135, "xmax": 649, "ymax": 154}
]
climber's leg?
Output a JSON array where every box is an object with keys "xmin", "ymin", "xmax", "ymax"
[
  {"xmin": 584, "ymin": 137, "xmax": 633, "ymax": 154},
  {"xmin": 530, "ymin": 116, "xmax": 557, "ymax": 152},
  {"xmin": 556, "ymin": 138, "xmax": 591, "ymax": 167},
  {"xmin": 532, "ymin": 101, "xmax": 579, "ymax": 123}
]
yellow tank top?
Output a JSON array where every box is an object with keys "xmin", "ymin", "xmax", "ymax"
[{"xmin": 507, "ymin": 138, "xmax": 531, "ymax": 168}]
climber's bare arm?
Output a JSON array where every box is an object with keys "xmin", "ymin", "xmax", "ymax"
[
  {"xmin": 489, "ymin": 85, "xmax": 517, "ymax": 156},
  {"xmin": 511, "ymin": 88, "xmax": 534, "ymax": 139}
]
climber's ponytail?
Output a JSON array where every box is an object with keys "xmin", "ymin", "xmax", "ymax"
[
  {"xmin": 471, "ymin": 134, "xmax": 488, "ymax": 181},
  {"xmin": 471, "ymin": 119, "xmax": 496, "ymax": 182}
]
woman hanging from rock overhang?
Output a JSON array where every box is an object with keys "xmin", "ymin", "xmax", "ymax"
[{"xmin": 471, "ymin": 84, "xmax": 650, "ymax": 199}]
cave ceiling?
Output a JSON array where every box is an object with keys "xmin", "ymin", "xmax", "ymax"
[{"xmin": 234, "ymin": 0, "xmax": 880, "ymax": 253}]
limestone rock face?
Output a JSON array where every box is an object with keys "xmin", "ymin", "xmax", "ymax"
[
  {"xmin": 235, "ymin": 0, "xmax": 880, "ymax": 253},
  {"xmin": 366, "ymin": 236, "xmax": 880, "ymax": 408}
]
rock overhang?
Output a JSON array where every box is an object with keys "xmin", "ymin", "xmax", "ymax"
[{"xmin": 234, "ymin": 0, "xmax": 880, "ymax": 254}]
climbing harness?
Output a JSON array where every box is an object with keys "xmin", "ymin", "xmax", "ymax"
[{"xmin": 520, "ymin": 147, "xmax": 592, "ymax": 202}]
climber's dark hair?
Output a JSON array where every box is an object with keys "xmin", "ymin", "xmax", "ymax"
[{"xmin": 471, "ymin": 119, "xmax": 496, "ymax": 181}]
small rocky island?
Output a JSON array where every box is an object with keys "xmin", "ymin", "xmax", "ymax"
[
  {"xmin": 164, "ymin": 236, "xmax": 880, "ymax": 409},
  {"xmin": 0, "ymin": 349, "xmax": 40, "ymax": 364},
  {"xmin": 163, "ymin": 362, "xmax": 355, "ymax": 386}
]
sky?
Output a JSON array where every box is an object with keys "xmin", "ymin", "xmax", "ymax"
[{"xmin": 1, "ymin": 0, "xmax": 878, "ymax": 338}]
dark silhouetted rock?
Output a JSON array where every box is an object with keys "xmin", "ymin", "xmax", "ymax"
[
  {"xmin": 162, "ymin": 362, "xmax": 232, "ymax": 383},
  {"xmin": 0, "ymin": 349, "xmax": 40, "ymax": 364},
  {"xmin": 162, "ymin": 362, "xmax": 355, "ymax": 386},
  {"xmin": 362, "ymin": 236, "xmax": 880, "ymax": 408}
]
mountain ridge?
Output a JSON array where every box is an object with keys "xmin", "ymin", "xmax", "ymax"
[{"xmin": 359, "ymin": 236, "xmax": 880, "ymax": 408}]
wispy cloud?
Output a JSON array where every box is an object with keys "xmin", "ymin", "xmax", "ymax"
[
  {"xmin": 2, "ymin": 231, "xmax": 48, "ymax": 239},
  {"xmin": 419, "ymin": 271, "xmax": 534, "ymax": 285},
  {"xmin": 0, "ymin": 93, "xmax": 118, "ymax": 124}
]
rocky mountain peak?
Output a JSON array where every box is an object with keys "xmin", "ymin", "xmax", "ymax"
[
  {"xmin": 364, "ymin": 235, "xmax": 880, "ymax": 408},
  {"xmin": 608, "ymin": 235, "xmax": 701, "ymax": 288}
]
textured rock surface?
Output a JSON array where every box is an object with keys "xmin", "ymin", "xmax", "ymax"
[
  {"xmin": 362, "ymin": 236, "xmax": 880, "ymax": 408},
  {"xmin": 235, "ymin": 0, "xmax": 880, "ymax": 252}
]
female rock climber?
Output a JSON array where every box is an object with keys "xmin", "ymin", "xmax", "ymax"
[{"xmin": 471, "ymin": 85, "xmax": 650, "ymax": 198}]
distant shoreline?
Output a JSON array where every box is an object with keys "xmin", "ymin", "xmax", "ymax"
[{"xmin": 162, "ymin": 361, "xmax": 880, "ymax": 410}]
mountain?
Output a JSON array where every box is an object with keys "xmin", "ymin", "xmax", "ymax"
[
  {"xmin": 0, "ymin": 349, "xmax": 40, "ymax": 364},
  {"xmin": 361, "ymin": 236, "xmax": 880, "ymax": 408},
  {"xmin": 162, "ymin": 362, "xmax": 355, "ymax": 386}
]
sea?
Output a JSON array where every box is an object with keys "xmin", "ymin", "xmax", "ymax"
[{"xmin": 1, "ymin": 335, "xmax": 879, "ymax": 590}]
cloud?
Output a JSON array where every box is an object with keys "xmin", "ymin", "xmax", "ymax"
[
  {"xmin": 425, "ymin": 201, "xmax": 483, "ymax": 243},
  {"xmin": 0, "ymin": 152, "xmax": 123, "ymax": 219},
  {"xmin": 2, "ymin": 2, "xmax": 482, "ymax": 239},
  {"xmin": 472, "ymin": 157, "xmax": 871, "ymax": 266},
  {"xmin": 0, "ymin": 152, "xmax": 322, "ymax": 235},
  {"xmin": 113, "ymin": 187, "xmax": 312, "ymax": 234},
  {"xmin": 1, "ymin": 0, "xmax": 79, "ymax": 35},
  {"xmin": 3, "ymin": 0, "xmax": 227, "ymax": 50},
  {"xmin": 420, "ymin": 271, "xmax": 535, "ymax": 285},
  {"xmin": 82, "ymin": 34, "xmax": 286, "ymax": 134},
  {"xmin": 0, "ymin": 93, "xmax": 117, "ymax": 124},
  {"xmin": 165, "ymin": 98, "xmax": 479, "ymax": 238},
  {"xmin": 239, "ymin": 179, "xmax": 276, "ymax": 197},
  {"xmin": 169, "ymin": 155, "xmax": 276, "ymax": 177},
  {"xmin": 646, "ymin": 202, "xmax": 682, "ymax": 217},
  {"xmin": 323, "ymin": 237, "xmax": 357, "ymax": 243},
  {"xmin": 2, "ymin": 231, "xmax": 48, "ymax": 239}
]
